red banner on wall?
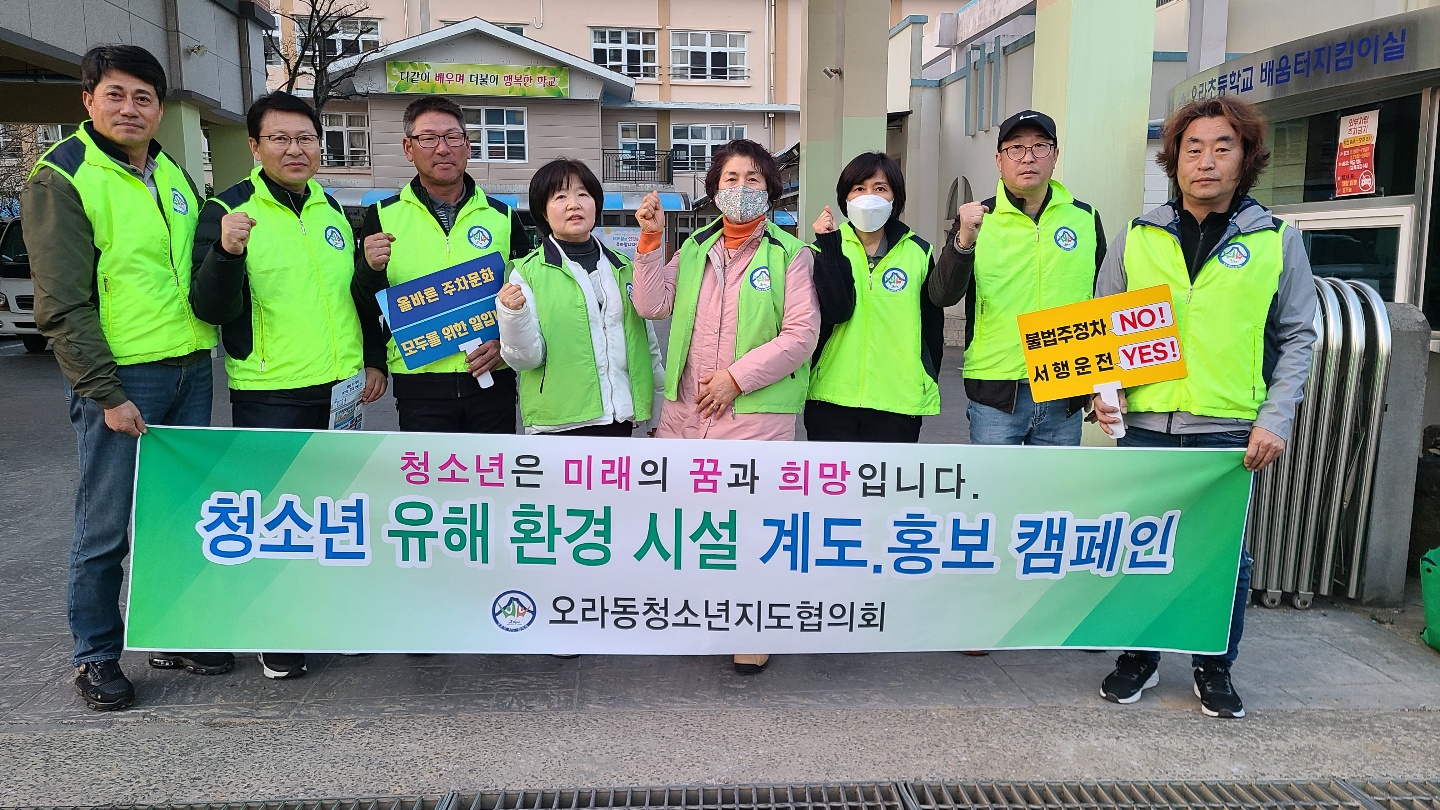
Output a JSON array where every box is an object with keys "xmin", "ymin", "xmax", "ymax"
[{"xmin": 1335, "ymin": 110, "xmax": 1379, "ymax": 197}]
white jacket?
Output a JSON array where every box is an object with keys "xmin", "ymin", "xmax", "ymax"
[{"xmin": 497, "ymin": 235, "xmax": 665, "ymax": 433}]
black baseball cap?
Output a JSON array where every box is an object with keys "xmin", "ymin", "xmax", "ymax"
[{"xmin": 997, "ymin": 110, "xmax": 1058, "ymax": 149}]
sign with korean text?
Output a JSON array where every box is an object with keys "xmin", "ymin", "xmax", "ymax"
[
  {"xmin": 1017, "ymin": 286, "xmax": 1187, "ymax": 403},
  {"xmin": 1170, "ymin": 12, "xmax": 1416, "ymax": 110},
  {"xmin": 126, "ymin": 427, "xmax": 1251, "ymax": 655},
  {"xmin": 1335, "ymin": 110, "xmax": 1379, "ymax": 197},
  {"xmin": 386, "ymin": 62, "xmax": 569, "ymax": 98},
  {"xmin": 378, "ymin": 254, "xmax": 504, "ymax": 369}
]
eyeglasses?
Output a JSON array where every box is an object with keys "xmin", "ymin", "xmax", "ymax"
[
  {"xmin": 1000, "ymin": 142, "xmax": 1056, "ymax": 161},
  {"xmin": 408, "ymin": 132, "xmax": 469, "ymax": 149},
  {"xmin": 258, "ymin": 134, "xmax": 319, "ymax": 148}
]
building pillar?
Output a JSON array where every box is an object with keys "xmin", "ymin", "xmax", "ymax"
[
  {"xmin": 799, "ymin": 0, "xmax": 889, "ymax": 239},
  {"xmin": 156, "ymin": 99, "xmax": 208, "ymax": 192},
  {"xmin": 1030, "ymin": 0, "xmax": 1154, "ymax": 225},
  {"xmin": 208, "ymin": 123, "xmax": 255, "ymax": 192}
]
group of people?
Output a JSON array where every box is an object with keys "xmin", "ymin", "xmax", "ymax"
[{"xmin": 26, "ymin": 44, "xmax": 1315, "ymax": 720}]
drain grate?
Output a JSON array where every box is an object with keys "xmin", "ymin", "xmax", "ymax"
[
  {"xmin": 18, "ymin": 780, "xmax": 1440, "ymax": 810},
  {"xmin": 1348, "ymin": 781, "xmax": 1440, "ymax": 810},
  {"xmin": 451, "ymin": 783, "xmax": 905, "ymax": 810},
  {"xmin": 904, "ymin": 780, "xmax": 1393, "ymax": 810}
]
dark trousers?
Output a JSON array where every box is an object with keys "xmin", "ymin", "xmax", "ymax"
[
  {"xmin": 542, "ymin": 421, "xmax": 636, "ymax": 437},
  {"xmin": 804, "ymin": 400, "xmax": 922, "ymax": 443},
  {"xmin": 232, "ymin": 400, "xmax": 330, "ymax": 429},
  {"xmin": 394, "ymin": 370, "xmax": 518, "ymax": 434}
]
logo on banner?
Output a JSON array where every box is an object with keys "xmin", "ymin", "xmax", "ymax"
[
  {"xmin": 1218, "ymin": 243, "xmax": 1250, "ymax": 268},
  {"xmin": 749, "ymin": 266, "xmax": 771, "ymax": 291},
  {"xmin": 492, "ymin": 590, "xmax": 536, "ymax": 632},
  {"xmin": 882, "ymin": 268, "xmax": 908, "ymax": 292},
  {"xmin": 171, "ymin": 189, "xmax": 189, "ymax": 215},
  {"xmin": 324, "ymin": 225, "xmax": 346, "ymax": 250},
  {"xmin": 468, "ymin": 226, "xmax": 493, "ymax": 250},
  {"xmin": 1054, "ymin": 226, "xmax": 1078, "ymax": 251}
]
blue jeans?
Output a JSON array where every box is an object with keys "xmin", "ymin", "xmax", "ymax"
[
  {"xmin": 967, "ymin": 384, "xmax": 1082, "ymax": 446},
  {"xmin": 66, "ymin": 357, "xmax": 213, "ymax": 666},
  {"xmin": 1120, "ymin": 425, "xmax": 1252, "ymax": 669}
]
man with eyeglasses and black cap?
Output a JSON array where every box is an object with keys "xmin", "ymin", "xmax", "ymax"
[{"xmin": 936, "ymin": 109, "xmax": 1106, "ymax": 447}]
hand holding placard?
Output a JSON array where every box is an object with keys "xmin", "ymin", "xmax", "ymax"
[{"xmin": 1016, "ymin": 286, "xmax": 1188, "ymax": 425}]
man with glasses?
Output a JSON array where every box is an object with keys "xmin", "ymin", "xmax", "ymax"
[
  {"xmin": 353, "ymin": 96, "xmax": 531, "ymax": 433},
  {"xmin": 937, "ymin": 109, "xmax": 1106, "ymax": 446},
  {"xmin": 190, "ymin": 90, "xmax": 386, "ymax": 680},
  {"xmin": 24, "ymin": 45, "xmax": 223, "ymax": 710}
]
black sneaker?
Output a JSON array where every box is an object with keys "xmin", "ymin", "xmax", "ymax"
[
  {"xmin": 74, "ymin": 659, "xmax": 134, "ymax": 711},
  {"xmin": 1193, "ymin": 663, "xmax": 1246, "ymax": 718},
  {"xmin": 258, "ymin": 653, "xmax": 307, "ymax": 680},
  {"xmin": 149, "ymin": 652, "xmax": 236, "ymax": 675},
  {"xmin": 1100, "ymin": 652, "xmax": 1159, "ymax": 704}
]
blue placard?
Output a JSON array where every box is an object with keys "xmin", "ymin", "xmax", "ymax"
[{"xmin": 378, "ymin": 254, "xmax": 506, "ymax": 370}]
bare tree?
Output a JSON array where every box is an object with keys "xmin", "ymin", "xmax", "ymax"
[
  {"xmin": 265, "ymin": 0, "xmax": 378, "ymax": 116},
  {"xmin": 0, "ymin": 125, "xmax": 51, "ymax": 218}
]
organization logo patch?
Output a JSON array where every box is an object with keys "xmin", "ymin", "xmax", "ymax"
[
  {"xmin": 492, "ymin": 590, "xmax": 537, "ymax": 632},
  {"xmin": 170, "ymin": 188, "xmax": 189, "ymax": 215},
  {"xmin": 468, "ymin": 225, "xmax": 493, "ymax": 250},
  {"xmin": 324, "ymin": 225, "xmax": 346, "ymax": 250},
  {"xmin": 1054, "ymin": 226, "xmax": 1078, "ymax": 251},
  {"xmin": 1218, "ymin": 243, "xmax": 1251, "ymax": 268},
  {"xmin": 625, "ymin": 281, "xmax": 635, "ymax": 301},
  {"xmin": 881, "ymin": 267, "xmax": 908, "ymax": 292},
  {"xmin": 749, "ymin": 266, "xmax": 772, "ymax": 291}
]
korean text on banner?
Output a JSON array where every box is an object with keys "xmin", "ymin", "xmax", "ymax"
[
  {"xmin": 1335, "ymin": 109, "xmax": 1380, "ymax": 197},
  {"xmin": 1017, "ymin": 285, "xmax": 1188, "ymax": 403},
  {"xmin": 378, "ymin": 253, "xmax": 505, "ymax": 370},
  {"xmin": 127, "ymin": 427, "xmax": 1251, "ymax": 656},
  {"xmin": 386, "ymin": 62, "xmax": 569, "ymax": 98}
]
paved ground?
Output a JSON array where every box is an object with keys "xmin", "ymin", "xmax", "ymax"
[{"xmin": 2, "ymin": 339, "xmax": 1439, "ymax": 806}]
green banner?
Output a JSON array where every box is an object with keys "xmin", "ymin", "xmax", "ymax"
[
  {"xmin": 128, "ymin": 427, "xmax": 1251, "ymax": 655},
  {"xmin": 385, "ymin": 62, "xmax": 569, "ymax": 97}
]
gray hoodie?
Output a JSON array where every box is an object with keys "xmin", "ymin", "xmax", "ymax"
[{"xmin": 1095, "ymin": 197, "xmax": 1318, "ymax": 442}]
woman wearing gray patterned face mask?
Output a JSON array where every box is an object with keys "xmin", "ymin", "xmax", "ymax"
[
  {"xmin": 629, "ymin": 138, "xmax": 820, "ymax": 675},
  {"xmin": 806, "ymin": 152, "xmax": 967, "ymax": 443}
]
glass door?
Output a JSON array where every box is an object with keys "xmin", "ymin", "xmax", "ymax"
[{"xmin": 1278, "ymin": 206, "xmax": 1416, "ymax": 303}]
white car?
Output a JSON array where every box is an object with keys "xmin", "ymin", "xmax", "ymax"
[{"xmin": 0, "ymin": 218, "xmax": 47, "ymax": 353}]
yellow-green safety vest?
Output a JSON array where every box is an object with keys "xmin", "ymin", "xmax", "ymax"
[
  {"xmin": 964, "ymin": 179, "xmax": 1097, "ymax": 380},
  {"xmin": 808, "ymin": 222, "xmax": 939, "ymax": 415},
  {"xmin": 377, "ymin": 184, "xmax": 513, "ymax": 374},
  {"xmin": 666, "ymin": 218, "xmax": 809, "ymax": 414},
  {"xmin": 32, "ymin": 125, "xmax": 216, "ymax": 364},
  {"xmin": 209, "ymin": 166, "xmax": 364, "ymax": 389}
]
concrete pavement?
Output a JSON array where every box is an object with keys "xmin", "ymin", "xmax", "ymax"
[{"xmin": 1, "ymin": 344, "xmax": 1438, "ymax": 806}]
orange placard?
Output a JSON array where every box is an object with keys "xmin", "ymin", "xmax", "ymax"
[{"xmin": 1016, "ymin": 285, "xmax": 1188, "ymax": 402}]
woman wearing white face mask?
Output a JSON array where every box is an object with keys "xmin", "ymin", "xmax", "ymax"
[
  {"xmin": 808, "ymin": 152, "xmax": 967, "ymax": 442},
  {"xmin": 630, "ymin": 138, "xmax": 819, "ymax": 675}
]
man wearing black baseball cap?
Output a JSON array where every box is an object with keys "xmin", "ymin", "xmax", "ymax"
[{"xmin": 937, "ymin": 109, "xmax": 1106, "ymax": 446}]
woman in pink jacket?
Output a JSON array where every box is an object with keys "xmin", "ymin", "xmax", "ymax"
[{"xmin": 631, "ymin": 139, "xmax": 819, "ymax": 673}]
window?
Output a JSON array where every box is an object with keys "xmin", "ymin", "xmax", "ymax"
[
  {"xmin": 671, "ymin": 124, "xmax": 745, "ymax": 171},
  {"xmin": 36, "ymin": 124, "xmax": 77, "ymax": 148},
  {"xmin": 464, "ymin": 107, "xmax": 527, "ymax": 162},
  {"xmin": 300, "ymin": 17, "xmax": 381, "ymax": 58},
  {"xmin": 670, "ymin": 31, "xmax": 747, "ymax": 81},
  {"xmin": 593, "ymin": 28, "xmax": 658, "ymax": 79},
  {"xmin": 618, "ymin": 122, "xmax": 659, "ymax": 171},
  {"xmin": 264, "ymin": 30, "xmax": 284, "ymax": 66},
  {"xmin": 500, "ymin": 24, "xmax": 525, "ymax": 36},
  {"xmin": 322, "ymin": 113, "xmax": 370, "ymax": 167}
]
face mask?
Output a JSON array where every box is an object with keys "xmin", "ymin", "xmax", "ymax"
[
  {"xmin": 714, "ymin": 186, "xmax": 770, "ymax": 224},
  {"xmin": 846, "ymin": 194, "xmax": 893, "ymax": 233}
]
